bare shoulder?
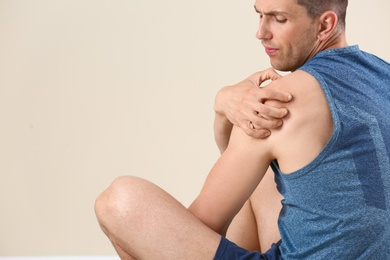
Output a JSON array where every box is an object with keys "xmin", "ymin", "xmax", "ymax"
[
  {"xmin": 228, "ymin": 69, "xmax": 333, "ymax": 173},
  {"xmin": 263, "ymin": 70, "xmax": 334, "ymax": 173}
]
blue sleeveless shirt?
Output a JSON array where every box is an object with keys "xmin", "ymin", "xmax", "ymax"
[{"xmin": 271, "ymin": 46, "xmax": 390, "ymax": 259}]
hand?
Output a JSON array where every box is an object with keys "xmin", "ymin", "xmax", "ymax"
[{"xmin": 214, "ymin": 68, "xmax": 292, "ymax": 139}]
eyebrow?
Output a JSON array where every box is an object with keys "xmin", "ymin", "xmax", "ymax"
[{"xmin": 253, "ymin": 5, "xmax": 289, "ymax": 16}]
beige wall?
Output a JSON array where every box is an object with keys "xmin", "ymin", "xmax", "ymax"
[{"xmin": 1, "ymin": 0, "xmax": 389, "ymax": 256}]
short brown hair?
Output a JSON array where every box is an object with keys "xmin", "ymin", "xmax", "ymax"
[{"xmin": 297, "ymin": 0, "xmax": 348, "ymax": 29}]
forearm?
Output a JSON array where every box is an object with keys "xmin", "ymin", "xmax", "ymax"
[
  {"xmin": 188, "ymin": 147, "xmax": 248, "ymax": 236},
  {"xmin": 189, "ymin": 127, "xmax": 273, "ymax": 236},
  {"xmin": 214, "ymin": 112, "xmax": 233, "ymax": 154}
]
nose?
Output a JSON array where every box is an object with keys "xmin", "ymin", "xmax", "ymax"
[{"xmin": 256, "ymin": 19, "xmax": 271, "ymax": 40}]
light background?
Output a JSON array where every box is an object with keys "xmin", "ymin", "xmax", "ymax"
[{"xmin": 1, "ymin": 0, "xmax": 389, "ymax": 256}]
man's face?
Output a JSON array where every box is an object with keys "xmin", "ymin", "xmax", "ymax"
[{"xmin": 255, "ymin": 0, "xmax": 320, "ymax": 71}]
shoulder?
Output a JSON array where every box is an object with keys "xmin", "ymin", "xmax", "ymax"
[
  {"xmin": 228, "ymin": 69, "xmax": 333, "ymax": 173},
  {"xmin": 266, "ymin": 70, "xmax": 328, "ymax": 118},
  {"xmin": 270, "ymin": 70, "xmax": 318, "ymax": 94},
  {"xmin": 258, "ymin": 70, "xmax": 333, "ymax": 173}
]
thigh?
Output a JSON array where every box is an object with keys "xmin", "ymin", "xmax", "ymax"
[
  {"xmin": 95, "ymin": 176, "xmax": 222, "ymax": 260},
  {"xmin": 251, "ymin": 167, "xmax": 283, "ymax": 252},
  {"xmin": 226, "ymin": 199, "xmax": 260, "ymax": 252},
  {"xmin": 226, "ymin": 167, "xmax": 282, "ymax": 253}
]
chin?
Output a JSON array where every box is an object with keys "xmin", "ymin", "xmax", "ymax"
[
  {"xmin": 271, "ymin": 64, "xmax": 291, "ymax": 72},
  {"xmin": 271, "ymin": 61, "xmax": 298, "ymax": 72}
]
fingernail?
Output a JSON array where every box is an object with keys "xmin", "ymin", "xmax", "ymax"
[{"xmin": 287, "ymin": 94, "xmax": 292, "ymax": 101}]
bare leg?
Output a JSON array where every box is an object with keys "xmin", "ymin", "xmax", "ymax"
[
  {"xmin": 252, "ymin": 167, "xmax": 283, "ymax": 252},
  {"xmin": 99, "ymin": 221, "xmax": 135, "ymax": 260},
  {"xmin": 95, "ymin": 176, "xmax": 221, "ymax": 260},
  {"xmin": 226, "ymin": 199, "xmax": 260, "ymax": 252},
  {"xmin": 226, "ymin": 167, "xmax": 282, "ymax": 253}
]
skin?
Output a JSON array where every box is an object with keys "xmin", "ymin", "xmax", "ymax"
[
  {"xmin": 95, "ymin": 0, "xmax": 348, "ymax": 258},
  {"xmin": 213, "ymin": 68, "xmax": 291, "ymax": 153},
  {"xmin": 214, "ymin": 69, "xmax": 292, "ymax": 143},
  {"xmin": 226, "ymin": 166, "xmax": 283, "ymax": 252},
  {"xmin": 255, "ymin": 1, "xmax": 320, "ymax": 71}
]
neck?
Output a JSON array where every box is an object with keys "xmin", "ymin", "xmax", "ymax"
[
  {"xmin": 302, "ymin": 30, "xmax": 348, "ymax": 67},
  {"xmin": 319, "ymin": 30, "xmax": 348, "ymax": 51},
  {"xmin": 290, "ymin": 31, "xmax": 348, "ymax": 73}
]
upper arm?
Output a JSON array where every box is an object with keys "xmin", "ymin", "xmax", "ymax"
[{"xmin": 265, "ymin": 70, "xmax": 333, "ymax": 173}]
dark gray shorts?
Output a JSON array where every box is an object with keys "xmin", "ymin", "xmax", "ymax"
[{"xmin": 214, "ymin": 236, "xmax": 283, "ymax": 260}]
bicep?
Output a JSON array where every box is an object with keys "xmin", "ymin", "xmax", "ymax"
[{"xmin": 189, "ymin": 126, "xmax": 274, "ymax": 235}]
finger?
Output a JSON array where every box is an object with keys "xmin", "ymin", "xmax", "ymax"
[
  {"xmin": 260, "ymin": 68, "xmax": 283, "ymax": 82},
  {"xmin": 250, "ymin": 116, "xmax": 284, "ymax": 130},
  {"xmin": 242, "ymin": 126, "xmax": 271, "ymax": 139},
  {"xmin": 258, "ymin": 87, "xmax": 292, "ymax": 103},
  {"xmin": 255, "ymin": 104, "xmax": 289, "ymax": 119},
  {"xmin": 251, "ymin": 68, "xmax": 282, "ymax": 87},
  {"xmin": 250, "ymin": 69, "xmax": 281, "ymax": 87}
]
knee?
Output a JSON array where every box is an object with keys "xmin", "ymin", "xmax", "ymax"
[{"xmin": 94, "ymin": 175, "xmax": 145, "ymax": 227}]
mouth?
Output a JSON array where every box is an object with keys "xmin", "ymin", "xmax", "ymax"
[{"xmin": 265, "ymin": 47, "xmax": 278, "ymax": 55}]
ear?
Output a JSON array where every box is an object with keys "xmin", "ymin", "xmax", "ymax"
[{"xmin": 317, "ymin": 11, "xmax": 338, "ymax": 40}]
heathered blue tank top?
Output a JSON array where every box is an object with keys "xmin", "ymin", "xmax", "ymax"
[{"xmin": 271, "ymin": 45, "xmax": 390, "ymax": 259}]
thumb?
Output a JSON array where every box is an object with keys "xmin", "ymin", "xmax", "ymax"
[{"xmin": 257, "ymin": 68, "xmax": 283, "ymax": 85}]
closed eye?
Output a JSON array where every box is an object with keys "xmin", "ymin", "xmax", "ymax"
[{"xmin": 275, "ymin": 16, "xmax": 287, "ymax": 23}]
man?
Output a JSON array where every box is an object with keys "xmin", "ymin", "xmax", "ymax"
[{"xmin": 95, "ymin": 0, "xmax": 390, "ymax": 259}]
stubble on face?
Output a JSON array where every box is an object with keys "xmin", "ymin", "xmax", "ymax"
[
  {"xmin": 256, "ymin": 0, "xmax": 320, "ymax": 71},
  {"xmin": 270, "ymin": 24, "xmax": 319, "ymax": 72}
]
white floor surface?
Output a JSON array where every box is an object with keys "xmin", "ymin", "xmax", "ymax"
[{"xmin": 0, "ymin": 257, "xmax": 119, "ymax": 260}]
